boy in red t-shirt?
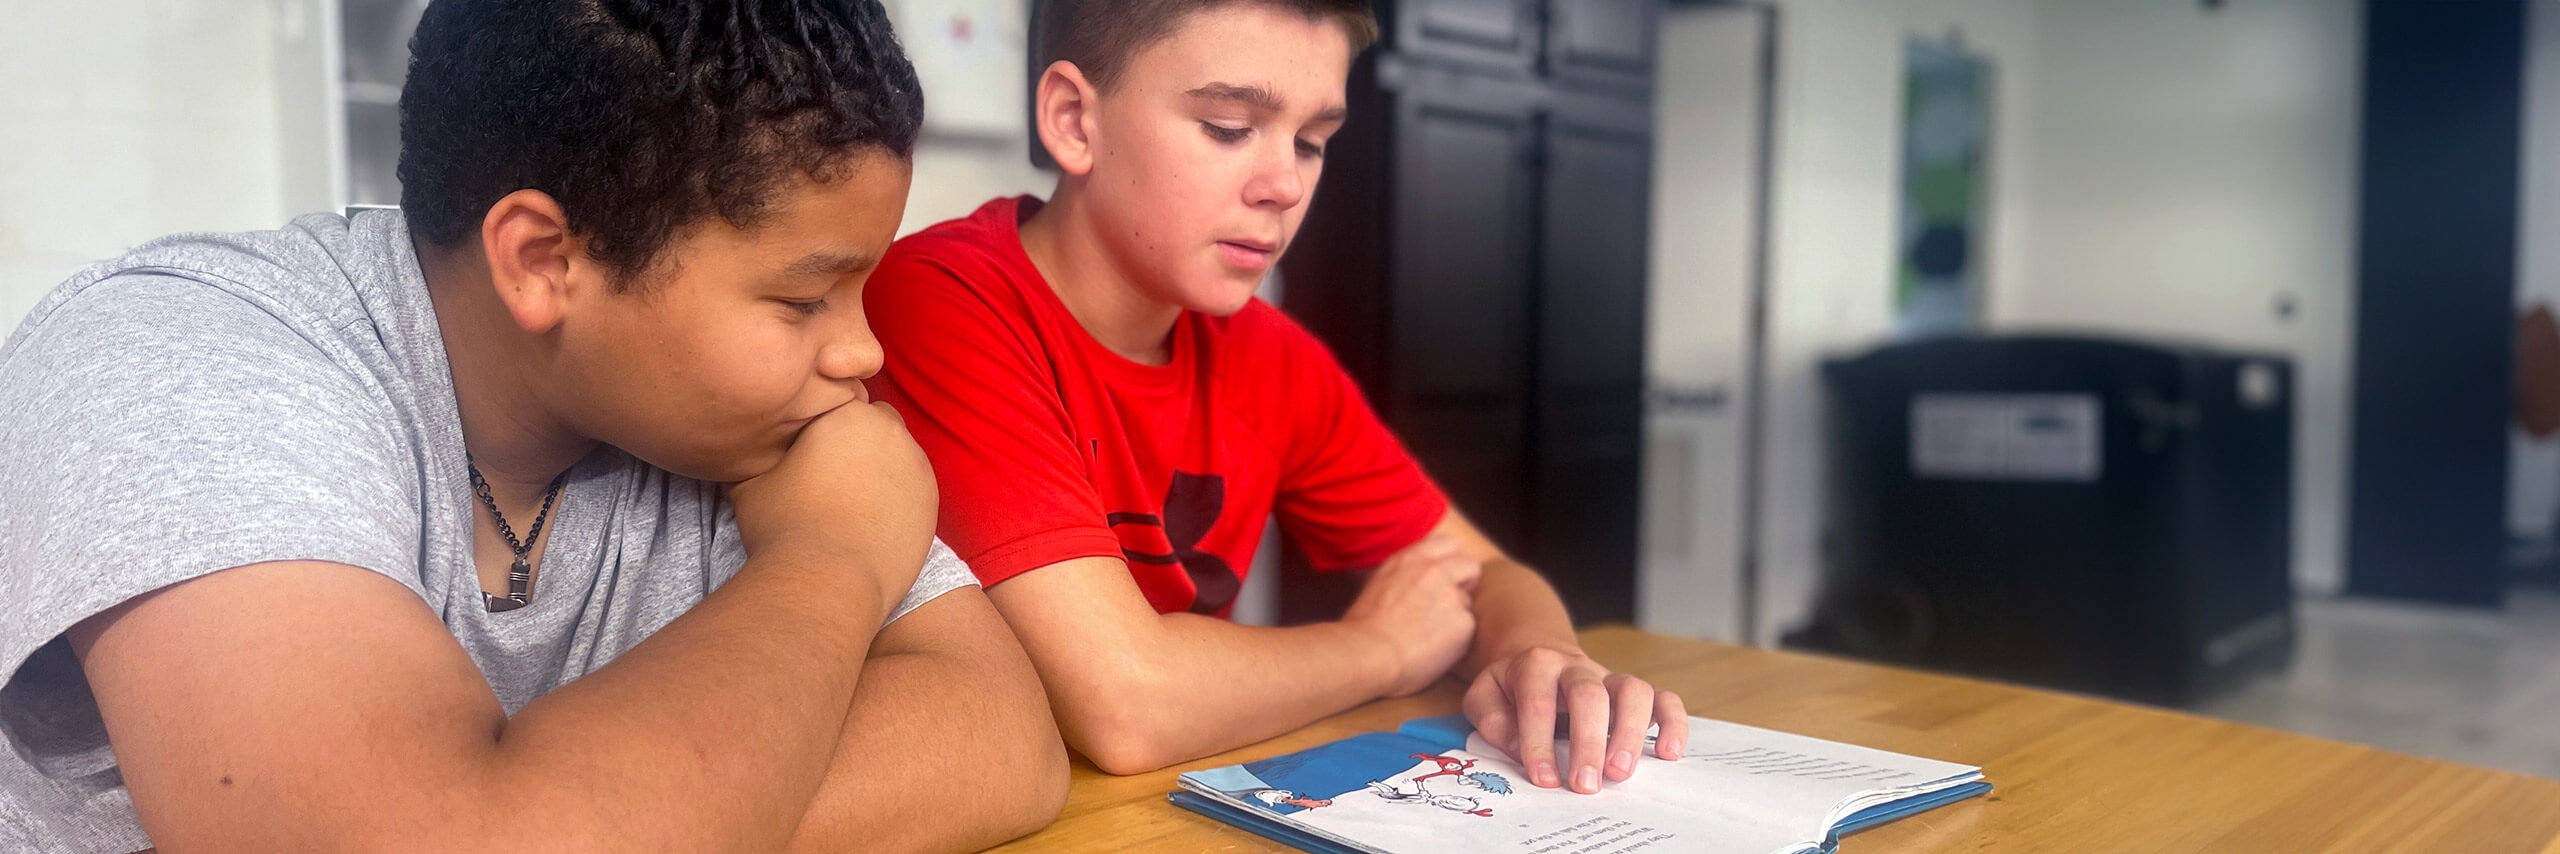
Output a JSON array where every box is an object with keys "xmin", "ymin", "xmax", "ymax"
[{"xmin": 867, "ymin": 0, "xmax": 1686, "ymax": 791}]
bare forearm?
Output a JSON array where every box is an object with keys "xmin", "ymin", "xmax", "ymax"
[
  {"xmin": 1460, "ymin": 559, "xmax": 1580, "ymax": 678},
  {"xmin": 1058, "ymin": 615, "xmax": 1393, "ymax": 774},
  {"xmin": 490, "ymin": 552, "xmax": 900, "ymax": 851},
  {"xmin": 71, "ymin": 554, "xmax": 907, "ymax": 854},
  {"xmin": 786, "ymin": 632, "xmax": 1067, "ymax": 851}
]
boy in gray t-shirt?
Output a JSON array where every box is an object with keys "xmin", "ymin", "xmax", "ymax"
[{"xmin": 0, "ymin": 2, "xmax": 1066, "ymax": 852}]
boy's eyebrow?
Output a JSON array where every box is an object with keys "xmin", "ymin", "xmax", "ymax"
[
  {"xmin": 1185, "ymin": 82, "xmax": 1349, "ymax": 123},
  {"xmin": 1188, "ymin": 83, "xmax": 1284, "ymax": 112},
  {"xmin": 778, "ymin": 249, "xmax": 880, "ymax": 278}
]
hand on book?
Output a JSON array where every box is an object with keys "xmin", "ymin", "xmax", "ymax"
[{"xmin": 1462, "ymin": 647, "xmax": 1688, "ymax": 795}]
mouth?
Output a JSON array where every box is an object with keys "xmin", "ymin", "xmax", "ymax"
[
  {"xmin": 1217, "ymin": 239, "xmax": 1278, "ymax": 271},
  {"xmin": 781, "ymin": 387, "xmax": 866, "ymax": 431}
]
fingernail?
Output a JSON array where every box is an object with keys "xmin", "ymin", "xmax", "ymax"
[
  {"xmin": 1573, "ymin": 765, "xmax": 1600, "ymax": 792},
  {"xmin": 1610, "ymin": 750, "xmax": 1635, "ymax": 776},
  {"xmin": 1665, "ymin": 739, "xmax": 1685, "ymax": 759},
  {"xmin": 1532, "ymin": 760, "xmax": 1558, "ymax": 788}
]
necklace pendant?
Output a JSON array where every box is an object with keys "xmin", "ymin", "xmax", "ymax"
[{"xmin": 485, "ymin": 554, "xmax": 534, "ymax": 613}]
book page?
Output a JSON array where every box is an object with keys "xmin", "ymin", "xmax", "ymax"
[
  {"xmin": 1182, "ymin": 733, "xmax": 1809, "ymax": 854},
  {"xmin": 1467, "ymin": 717, "xmax": 1980, "ymax": 834}
]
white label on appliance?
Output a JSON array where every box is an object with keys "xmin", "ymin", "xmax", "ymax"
[{"xmin": 1910, "ymin": 394, "xmax": 2102, "ymax": 481}]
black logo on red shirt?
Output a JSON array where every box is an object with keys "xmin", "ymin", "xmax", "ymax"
[{"xmin": 1105, "ymin": 471, "xmax": 1238, "ymax": 615}]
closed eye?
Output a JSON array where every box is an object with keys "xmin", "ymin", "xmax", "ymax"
[
  {"xmin": 1297, "ymin": 137, "xmax": 1326, "ymax": 159},
  {"xmin": 780, "ymin": 298, "xmax": 830, "ymax": 317},
  {"xmin": 1201, "ymin": 122, "xmax": 1251, "ymax": 144}
]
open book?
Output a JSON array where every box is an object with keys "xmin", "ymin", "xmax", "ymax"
[{"xmin": 1171, "ymin": 715, "xmax": 1988, "ymax": 854}]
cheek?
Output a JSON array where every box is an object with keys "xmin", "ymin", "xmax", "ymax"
[
  {"xmin": 611, "ymin": 307, "xmax": 797, "ymax": 428},
  {"xmin": 690, "ymin": 324, "xmax": 809, "ymax": 416},
  {"xmin": 1117, "ymin": 127, "xmax": 1226, "ymax": 219}
]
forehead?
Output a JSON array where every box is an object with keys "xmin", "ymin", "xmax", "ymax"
[
  {"xmin": 745, "ymin": 154, "xmax": 911, "ymax": 245},
  {"xmin": 1117, "ymin": 4, "xmax": 1355, "ymax": 106},
  {"xmin": 656, "ymin": 152, "xmax": 912, "ymax": 275}
]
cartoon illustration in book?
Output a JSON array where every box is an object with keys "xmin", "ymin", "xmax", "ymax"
[
  {"xmin": 1408, "ymin": 753, "xmax": 1476, "ymax": 782},
  {"xmin": 1219, "ymin": 731, "xmax": 1519, "ymax": 818},
  {"xmin": 1366, "ymin": 754, "xmax": 1514, "ymax": 817},
  {"xmin": 1239, "ymin": 788, "xmax": 1335, "ymax": 810},
  {"xmin": 1458, "ymin": 771, "xmax": 1514, "ymax": 795}
]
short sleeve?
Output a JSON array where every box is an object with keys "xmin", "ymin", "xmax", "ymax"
[
  {"xmin": 1267, "ymin": 316, "xmax": 1451, "ymax": 571},
  {"xmin": 0, "ymin": 275, "xmax": 426, "ymax": 776},
  {"xmin": 886, "ymin": 539, "xmax": 981, "ymax": 622},
  {"xmin": 866, "ymin": 255, "xmax": 1123, "ymax": 587},
  {"xmin": 702, "ymin": 491, "xmax": 970, "ymax": 625}
]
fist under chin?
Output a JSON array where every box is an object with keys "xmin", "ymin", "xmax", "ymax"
[{"xmin": 644, "ymin": 443, "xmax": 790, "ymax": 486}]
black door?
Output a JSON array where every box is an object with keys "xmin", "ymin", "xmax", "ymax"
[
  {"xmin": 1275, "ymin": 0, "xmax": 1661, "ymax": 626},
  {"xmin": 1388, "ymin": 68, "xmax": 1546, "ymax": 541},
  {"xmin": 1530, "ymin": 94, "xmax": 1651, "ymax": 623}
]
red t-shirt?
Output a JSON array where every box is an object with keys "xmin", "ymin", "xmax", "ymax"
[{"xmin": 866, "ymin": 196, "xmax": 1449, "ymax": 617}]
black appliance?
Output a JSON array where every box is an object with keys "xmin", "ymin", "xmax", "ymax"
[{"xmin": 1790, "ymin": 335, "xmax": 2295, "ymax": 706}]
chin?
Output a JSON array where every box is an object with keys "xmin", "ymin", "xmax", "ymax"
[
  {"xmin": 1182, "ymin": 278, "xmax": 1266, "ymax": 318},
  {"xmin": 630, "ymin": 443, "xmax": 785, "ymax": 485}
]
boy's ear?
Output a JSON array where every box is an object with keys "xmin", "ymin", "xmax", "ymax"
[
  {"xmin": 477, "ymin": 189, "xmax": 593, "ymax": 335},
  {"xmin": 1034, "ymin": 59, "xmax": 1102, "ymax": 176}
]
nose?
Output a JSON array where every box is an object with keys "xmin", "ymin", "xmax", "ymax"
[
  {"xmin": 1244, "ymin": 137, "xmax": 1309, "ymax": 211},
  {"xmin": 817, "ymin": 302, "xmax": 886, "ymax": 383}
]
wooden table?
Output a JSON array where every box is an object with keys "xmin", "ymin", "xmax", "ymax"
[{"xmin": 988, "ymin": 626, "xmax": 2560, "ymax": 852}]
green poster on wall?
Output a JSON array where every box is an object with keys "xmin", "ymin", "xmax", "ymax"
[{"xmin": 1898, "ymin": 38, "xmax": 1989, "ymax": 337}]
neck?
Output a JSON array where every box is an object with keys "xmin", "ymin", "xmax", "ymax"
[
  {"xmin": 418, "ymin": 243, "xmax": 599, "ymax": 507},
  {"xmin": 1018, "ymin": 186, "xmax": 1186, "ymax": 366}
]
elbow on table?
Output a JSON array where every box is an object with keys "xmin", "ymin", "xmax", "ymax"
[
  {"xmin": 1062, "ymin": 697, "xmax": 1192, "ymax": 776},
  {"xmin": 1000, "ymin": 702, "xmax": 1074, "ymax": 833},
  {"xmin": 1075, "ymin": 732, "xmax": 1182, "ymax": 777},
  {"xmin": 1009, "ymin": 736, "xmax": 1074, "ymax": 838},
  {"xmin": 949, "ymin": 676, "xmax": 1071, "ymax": 845}
]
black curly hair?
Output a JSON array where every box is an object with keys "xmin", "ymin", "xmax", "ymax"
[{"xmin": 398, "ymin": 0, "xmax": 924, "ymax": 286}]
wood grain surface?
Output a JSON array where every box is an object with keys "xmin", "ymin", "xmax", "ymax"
[{"xmin": 984, "ymin": 626, "xmax": 2560, "ymax": 852}]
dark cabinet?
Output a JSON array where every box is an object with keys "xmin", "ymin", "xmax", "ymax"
[
  {"xmin": 1388, "ymin": 0, "xmax": 1542, "ymax": 73},
  {"xmin": 1282, "ymin": 0, "xmax": 1660, "ymax": 625},
  {"xmin": 1388, "ymin": 72, "xmax": 1543, "ymax": 541},
  {"xmin": 1530, "ymin": 96, "xmax": 1651, "ymax": 621},
  {"xmin": 1546, "ymin": 0, "xmax": 1657, "ymax": 92}
]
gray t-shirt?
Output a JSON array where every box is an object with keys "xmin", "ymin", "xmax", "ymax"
[{"xmin": 0, "ymin": 210, "xmax": 976, "ymax": 853}]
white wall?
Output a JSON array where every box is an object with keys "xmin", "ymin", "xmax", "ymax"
[
  {"xmin": 1641, "ymin": 5, "xmax": 1769, "ymax": 643},
  {"xmin": 1747, "ymin": 0, "xmax": 2042, "ymax": 644},
  {"xmin": 1996, "ymin": 0, "xmax": 2364, "ymax": 596},
  {"xmin": 1734, "ymin": 0, "xmax": 2364, "ymax": 643},
  {"xmin": 887, "ymin": 0, "xmax": 1057, "ymax": 235},
  {"xmin": 0, "ymin": 0, "xmax": 1040, "ymax": 341},
  {"xmin": 905, "ymin": 138, "xmax": 1054, "ymax": 235},
  {"xmin": 0, "ymin": 0, "xmax": 300, "ymax": 334}
]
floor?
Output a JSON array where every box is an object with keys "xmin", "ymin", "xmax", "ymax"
[{"xmin": 2191, "ymin": 586, "xmax": 2560, "ymax": 781}]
